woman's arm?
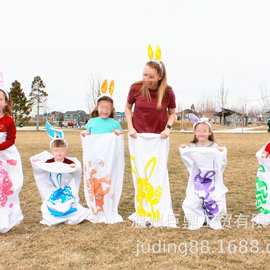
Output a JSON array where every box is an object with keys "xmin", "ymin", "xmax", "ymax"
[
  {"xmin": 167, "ymin": 108, "xmax": 176, "ymax": 126},
  {"xmin": 125, "ymin": 103, "xmax": 137, "ymax": 138},
  {"xmin": 160, "ymin": 108, "xmax": 176, "ymax": 138}
]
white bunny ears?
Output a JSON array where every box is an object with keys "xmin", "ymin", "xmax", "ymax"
[
  {"xmin": 0, "ymin": 72, "xmax": 10, "ymax": 98},
  {"xmin": 188, "ymin": 113, "xmax": 212, "ymax": 130}
]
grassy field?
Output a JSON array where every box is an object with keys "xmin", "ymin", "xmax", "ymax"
[{"xmin": 1, "ymin": 131, "xmax": 270, "ymax": 270}]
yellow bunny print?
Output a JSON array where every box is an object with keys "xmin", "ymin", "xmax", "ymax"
[{"xmin": 130, "ymin": 155, "xmax": 162, "ymax": 221}]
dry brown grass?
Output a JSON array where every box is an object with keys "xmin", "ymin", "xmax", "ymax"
[{"xmin": 1, "ymin": 131, "xmax": 270, "ymax": 270}]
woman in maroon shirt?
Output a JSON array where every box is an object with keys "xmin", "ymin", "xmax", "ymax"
[
  {"xmin": 125, "ymin": 59, "xmax": 177, "ymax": 227},
  {"xmin": 125, "ymin": 60, "xmax": 176, "ymax": 137}
]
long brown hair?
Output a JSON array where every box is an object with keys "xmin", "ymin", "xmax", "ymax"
[
  {"xmin": 0, "ymin": 89, "xmax": 12, "ymax": 116},
  {"xmin": 140, "ymin": 61, "xmax": 168, "ymax": 109},
  {"xmin": 91, "ymin": 96, "xmax": 115, "ymax": 118},
  {"xmin": 191, "ymin": 123, "xmax": 215, "ymax": 144}
]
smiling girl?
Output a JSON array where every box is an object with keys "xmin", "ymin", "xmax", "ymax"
[{"xmin": 82, "ymin": 96, "xmax": 122, "ymax": 136}]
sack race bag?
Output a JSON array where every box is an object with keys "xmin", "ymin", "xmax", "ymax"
[
  {"xmin": 30, "ymin": 151, "xmax": 90, "ymax": 226},
  {"xmin": 0, "ymin": 135, "xmax": 24, "ymax": 233},
  {"xmin": 180, "ymin": 146, "xmax": 228, "ymax": 230},
  {"xmin": 82, "ymin": 133, "xmax": 124, "ymax": 224},
  {"xmin": 252, "ymin": 143, "xmax": 270, "ymax": 225},
  {"xmin": 128, "ymin": 134, "xmax": 177, "ymax": 228}
]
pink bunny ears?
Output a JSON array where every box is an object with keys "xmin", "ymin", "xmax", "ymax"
[{"xmin": 187, "ymin": 113, "xmax": 212, "ymax": 130}]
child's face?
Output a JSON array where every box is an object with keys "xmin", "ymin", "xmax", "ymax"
[
  {"xmin": 143, "ymin": 65, "xmax": 162, "ymax": 89},
  {"xmin": 195, "ymin": 123, "xmax": 212, "ymax": 143},
  {"xmin": 97, "ymin": 100, "xmax": 113, "ymax": 118},
  {"xmin": 51, "ymin": 147, "xmax": 67, "ymax": 162},
  {"xmin": 0, "ymin": 91, "xmax": 7, "ymax": 113}
]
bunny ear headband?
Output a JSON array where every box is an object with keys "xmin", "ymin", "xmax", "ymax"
[
  {"xmin": 45, "ymin": 120, "xmax": 67, "ymax": 148},
  {"xmin": 97, "ymin": 79, "xmax": 115, "ymax": 102},
  {"xmin": 188, "ymin": 113, "xmax": 212, "ymax": 130},
  {"xmin": 147, "ymin": 44, "xmax": 163, "ymax": 73},
  {"xmin": 0, "ymin": 72, "xmax": 10, "ymax": 98}
]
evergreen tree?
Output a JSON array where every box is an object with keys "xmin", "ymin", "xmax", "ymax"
[{"xmin": 9, "ymin": 80, "xmax": 32, "ymax": 126}]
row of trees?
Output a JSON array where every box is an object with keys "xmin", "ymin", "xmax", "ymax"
[
  {"xmin": 8, "ymin": 76, "xmax": 47, "ymax": 129},
  {"xmin": 183, "ymin": 81, "xmax": 269, "ymax": 120},
  {"xmin": 9, "ymin": 76, "xmax": 270, "ymax": 129}
]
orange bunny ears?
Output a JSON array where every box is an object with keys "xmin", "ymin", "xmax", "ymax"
[
  {"xmin": 97, "ymin": 79, "xmax": 115, "ymax": 101},
  {"xmin": 148, "ymin": 44, "xmax": 162, "ymax": 62}
]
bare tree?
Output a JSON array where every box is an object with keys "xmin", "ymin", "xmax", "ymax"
[
  {"xmin": 176, "ymin": 102, "xmax": 182, "ymax": 113},
  {"xmin": 176, "ymin": 102, "xmax": 184, "ymax": 130},
  {"xmin": 231, "ymin": 99, "xmax": 248, "ymax": 127},
  {"xmin": 260, "ymin": 84, "xmax": 270, "ymax": 113},
  {"xmin": 196, "ymin": 96, "xmax": 216, "ymax": 114},
  {"xmin": 29, "ymin": 76, "xmax": 48, "ymax": 130},
  {"xmin": 217, "ymin": 79, "xmax": 229, "ymax": 125},
  {"xmin": 86, "ymin": 74, "xmax": 102, "ymax": 114},
  {"xmin": 232, "ymin": 97, "xmax": 247, "ymax": 114}
]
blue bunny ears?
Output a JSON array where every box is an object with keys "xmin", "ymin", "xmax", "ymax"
[
  {"xmin": 45, "ymin": 121, "xmax": 68, "ymax": 148},
  {"xmin": 45, "ymin": 121, "xmax": 64, "ymax": 139}
]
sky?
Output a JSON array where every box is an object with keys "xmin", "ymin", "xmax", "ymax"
[{"xmin": 0, "ymin": 0, "xmax": 270, "ymax": 113}]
